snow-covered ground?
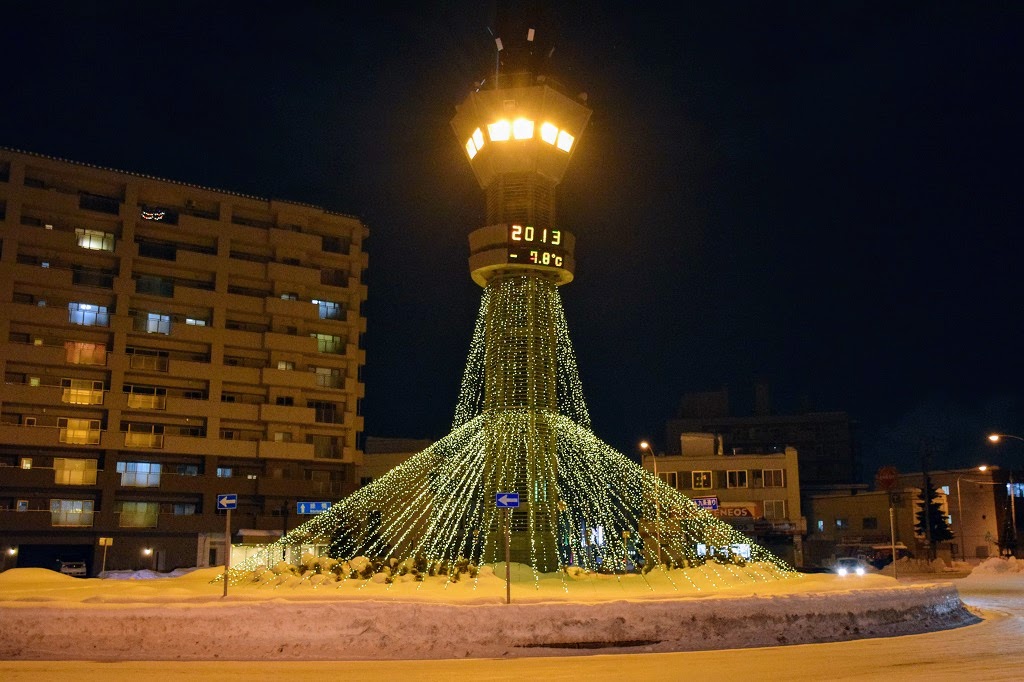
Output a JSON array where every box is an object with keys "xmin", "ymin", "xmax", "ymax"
[{"xmin": 1, "ymin": 558, "xmax": 1022, "ymax": 680}]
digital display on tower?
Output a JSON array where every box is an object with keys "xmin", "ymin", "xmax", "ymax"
[
  {"xmin": 508, "ymin": 224, "xmax": 561, "ymax": 247},
  {"xmin": 507, "ymin": 248, "xmax": 564, "ymax": 267},
  {"xmin": 506, "ymin": 224, "xmax": 566, "ymax": 269}
]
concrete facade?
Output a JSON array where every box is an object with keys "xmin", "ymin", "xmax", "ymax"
[
  {"xmin": 0, "ymin": 148, "xmax": 368, "ymax": 574},
  {"xmin": 803, "ymin": 467, "xmax": 1010, "ymax": 566},
  {"xmin": 642, "ymin": 433, "xmax": 805, "ymax": 566}
]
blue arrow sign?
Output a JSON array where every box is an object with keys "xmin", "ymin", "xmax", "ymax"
[
  {"xmin": 495, "ymin": 492, "xmax": 520, "ymax": 508},
  {"xmin": 297, "ymin": 501, "xmax": 331, "ymax": 515},
  {"xmin": 216, "ymin": 493, "xmax": 237, "ymax": 510}
]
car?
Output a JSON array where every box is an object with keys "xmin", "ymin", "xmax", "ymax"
[
  {"xmin": 833, "ymin": 557, "xmax": 867, "ymax": 577},
  {"xmin": 58, "ymin": 560, "xmax": 87, "ymax": 577}
]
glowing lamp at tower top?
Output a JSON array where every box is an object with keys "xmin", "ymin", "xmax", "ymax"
[{"xmin": 452, "ymin": 83, "xmax": 592, "ymax": 188}]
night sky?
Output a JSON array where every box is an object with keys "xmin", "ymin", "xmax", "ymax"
[{"xmin": 2, "ymin": 2, "xmax": 1021, "ymax": 479}]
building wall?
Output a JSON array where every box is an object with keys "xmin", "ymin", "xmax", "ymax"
[
  {"xmin": 0, "ymin": 148, "xmax": 368, "ymax": 574},
  {"xmin": 803, "ymin": 468, "xmax": 1006, "ymax": 566},
  {"xmin": 643, "ymin": 436, "xmax": 804, "ymax": 565},
  {"xmin": 665, "ymin": 388, "xmax": 857, "ymax": 489}
]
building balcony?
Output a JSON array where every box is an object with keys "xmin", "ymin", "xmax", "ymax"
[
  {"xmin": 259, "ymin": 403, "xmax": 315, "ymax": 424},
  {"xmin": 264, "ymin": 296, "xmax": 314, "ymax": 319},
  {"xmin": 0, "ymin": 510, "xmax": 73, "ymax": 532},
  {"xmin": 267, "ymin": 261, "xmax": 319, "ymax": 287},
  {"xmin": 0, "ymin": 463, "xmax": 60, "ymax": 488},
  {"xmin": 162, "ymin": 434, "xmax": 257, "ymax": 458},
  {"xmin": 213, "ymin": 400, "xmax": 260, "ymax": 421},
  {"xmin": 263, "ymin": 332, "xmax": 316, "ymax": 354},
  {"xmin": 257, "ymin": 440, "xmax": 316, "ymax": 461},
  {"xmin": 217, "ymin": 363, "xmax": 261, "ymax": 384},
  {"xmin": 1, "ymin": 341, "xmax": 68, "ymax": 367},
  {"xmin": 260, "ymin": 367, "xmax": 316, "ymax": 389},
  {"xmin": 268, "ymin": 227, "xmax": 319, "ymax": 253}
]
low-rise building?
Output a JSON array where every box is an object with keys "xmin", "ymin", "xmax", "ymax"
[
  {"xmin": 803, "ymin": 467, "xmax": 1010, "ymax": 566},
  {"xmin": 643, "ymin": 432, "xmax": 804, "ymax": 566}
]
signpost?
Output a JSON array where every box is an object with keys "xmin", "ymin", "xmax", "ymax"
[
  {"xmin": 495, "ymin": 492, "xmax": 520, "ymax": 604},
  {"xmin": 217, "ymin": 494, "xmax": 237, "ymax": 597},
  {"xmin": 98, "ymin": 537, "xmax": 113, "ymax": 574},
  {"xmin": 297, "ymin": 501, "xmax": 331, "ymax": 515}
]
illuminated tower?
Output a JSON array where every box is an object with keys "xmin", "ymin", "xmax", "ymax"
[
  {"xmin": 226, "ymin": 14, "xmax": 797, "ymax": 587},
  {"xmin": 450, "ymin": 19, "xmax": 591, "ymax": 569}
]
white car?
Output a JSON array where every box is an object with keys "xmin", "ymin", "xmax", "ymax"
[
  {"xmin": 58, "ymin": 560, "xmax": 87, "ymax": 577},
  {"xmin": 834, "ymin": 557, "xmax": 867, "ymax": 577}
]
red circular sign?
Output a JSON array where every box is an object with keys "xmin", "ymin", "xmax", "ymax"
[{"xmin": 876, "ymin": 466, "xmax": 900, "ymax": 491}]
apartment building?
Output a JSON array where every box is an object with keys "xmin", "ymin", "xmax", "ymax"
[
  {"xmin": 643, "ymin": 433, "xmax": 805, "ymax": 566},
  {"xmin": 0, "ymin": 147, "xmax": 368, "ymax": 574}
]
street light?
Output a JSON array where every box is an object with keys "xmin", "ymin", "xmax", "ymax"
[
  {"xmin": 142, "ymin": 547, "xmax": 154, "ymax": 571},
  {"xmin": 956, "ymin": 465, "xmax": 989, "ymax": 561},
  {"xmin": 987, "ymin": 433, "xmax": 1022, "ymax": 548},
  {"xmin": 639, "ymin": 441, "xmax": 663, "ymax": 566}
]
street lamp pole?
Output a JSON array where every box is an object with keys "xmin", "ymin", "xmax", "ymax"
[
  {"xmin": 987, "ymin": 434, "xmax": 1022, "ymax": 546},
  {"xmin": 956, "ymin": 466, "xmax": 988, "ymax": 562},
  {"xmin": 640, "ymin": 441, "xmax": 662, "ymax": 566}
]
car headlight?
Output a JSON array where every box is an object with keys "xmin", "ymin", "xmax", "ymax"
[
  {"xmin": 855, "ymin": 566, "xmax": 865, "ymax": 576},
  {"xmin": 837, "ymin": 567, "xmax": 848, "ymax": 576}
]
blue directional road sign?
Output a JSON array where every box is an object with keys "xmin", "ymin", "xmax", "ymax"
[
  {"xmin": 495, "ymin": 492, "xmax": 520, "ymax": 508},
  {"xmin": 216, "ymin": 493, "xmax": 237, "ymax": 510},
  {"xmin": 297, "ymin": 501, "xmax": 332, "ymax": 515},
  {"xmin": 693, "ymin": 496, "xmax": 719, "ymax": 511}
]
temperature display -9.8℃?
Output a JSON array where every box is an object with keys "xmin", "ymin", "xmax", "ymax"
[{"xmin": 509, "ymin": 224, "xmax": 561, "ymax": 246}]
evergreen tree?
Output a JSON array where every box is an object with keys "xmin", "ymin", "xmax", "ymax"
[{"xmin": 915, "ymin": 485, "xmax": 954, "ymax": 559}]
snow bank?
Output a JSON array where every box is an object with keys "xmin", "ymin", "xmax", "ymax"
[{"xmin": 0, "ymin": 566, "xmax": 977, "ymax": 661}]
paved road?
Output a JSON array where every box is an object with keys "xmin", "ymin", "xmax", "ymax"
[{"xmin": 2, "ymin": 575, "xmax": 1021, "ymax": 681}]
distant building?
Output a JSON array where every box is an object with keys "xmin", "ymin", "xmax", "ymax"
[
  {"xmin": 0, "ymin": 148, "xmax": 368, "ymax": 574},
  {"xmin": 665, "ymin": 385, "xmax": 857, "ymax": 492},
  {"xmin": 642, "ymin": 433, "xmax": 804, "ymax": 566},
  {"xmin": 803, "ymin": 467, "xmax": 1011, "ymax": 566},
  {"xmin": 360, "ymin": 436, "xmax": 433, "ymax": 486}
]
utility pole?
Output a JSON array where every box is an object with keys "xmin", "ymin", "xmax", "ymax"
[{"xmin": 921, "ymin": 440, "xmax": 934, "ymax": 561}]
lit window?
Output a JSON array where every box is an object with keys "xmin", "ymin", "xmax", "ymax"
[
  {"xmin": 61, "ymin": 378, "xmax": 104, "ymax": 405},
  {"xmin": 311, "ymin": 366, "xmax": 342, "ymax": 387},
  {"xmin": 146, "ymin": 313, "xmax": 171, "ymax": 334},
  {"xmin": 20, "ymin": 458, "xmax": 32, "ymax": 470},
  {"xmin": 65, "ymin": 341, "xmax": 106, "ymax": 365},
  {"xmin": 50, "ymin": 499, "xmax": 94, "ymax": 527},
  {"xmin": 312, "ymin": 299, "xmax": 342, "ymax": 320},
  {"xmin": 466, "ymin": 138, "xmax": 478, "ymax": 159},
  {"xmin": 281, "ymin": 293, "xmax": 298, "ymax": 300},
  {"xmin": 835, "ymin": 518, "xmax": 848, "ymax": 529},
  {"xmin": 116, "ymin": 461, "xmax": 162, "ymax": 487},
  {"xmin": 124, "ymin": 424, "xmax": 164, "ymax": 448},
  {"xmin": 488, "ymin": 120, "xmax": 511, "ymax": 141},
  {"xmin": 556, "ymin": 129, "xmax": 574, "ymax": 152},
  {"xmin": 312, "ymin": 333, "xmax": 343, "ymax": 354},
  {"xmin": 173, "ymin": 503, "xmax": 196, "ymax": 516},
  {"xmin": 816, "ymin": 519, "xmax": 824, "ymax": 532},
  {"xmin": 277, "ymin": 361, "xmax": 295, "ymax": 371},
  {"xmin": 216, "ymin": 467, "xmax": 232, "ymax": 478},
  {"xmin": 68, "ymin": 302, "xmax": 109, "ymax": 326},
  {"xmin": 118, "ymin": 501, "xmax": 158, "ymax": 528},
  {"xmin": 692, "ymin": 470, "xmax": 713, "ymax": 489},
  {"xmin": 540, "ymin": 122, "xmax": 559, "ymax": 145},
  {"xmin": 58, "ymin": 418, "xmax": 101, "ymax": 444},
  {"xmin": 185, "ymin": 317, "xmax": 206, "ymax": 326},
  {"xmin": 75, "ymin": 228, "xmax": 114, "ymax": 251},
  {"xmin": 512, "ymin": 118, "xmax": 535, "ymax": 140}
]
